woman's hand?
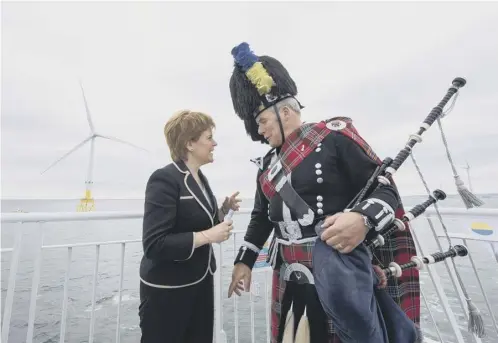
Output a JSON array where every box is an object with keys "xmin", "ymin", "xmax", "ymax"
[
  {"xmin": 203, "ymin": 219, "xmax": 234, "ymax": 244},
  {"xmin": 222, "ymin": 191, "xmax": 242, "ymax": 213}
]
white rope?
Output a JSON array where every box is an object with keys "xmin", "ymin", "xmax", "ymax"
[
  {"xmin": 435, "ymin": 90, "xmax": 484, "ymax": 208},
  {"xmin": 410, "ymin": 151, "xmax": 485, "ymax": 337}
]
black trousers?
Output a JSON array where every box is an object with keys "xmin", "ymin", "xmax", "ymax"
[{"xmin": 139, "ymin": 274, "xmax": 214, "ymax": 343}]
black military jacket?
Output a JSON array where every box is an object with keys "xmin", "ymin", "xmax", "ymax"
[{"xmin": 235, "ymin": 125, "xmax": 400, "ymax": 269}]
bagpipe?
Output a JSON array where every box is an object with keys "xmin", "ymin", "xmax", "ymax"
[
  {"xmin": 349, "ymin": 77, "xmax": 486, "ymax": 337},
  {"xmin": 366, "ymin": 189, "xmax": 447, "ymax": 249},
  {"xmin": 348, "ymin": 77, "xmax": 468, "ymax": 208},
  {"xmin": 383, "ymin": 244, "xmax": 468, "ymax": 278}
]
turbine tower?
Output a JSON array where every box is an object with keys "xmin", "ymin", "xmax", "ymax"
[
  {"xmin": 41, "ymin": 81, "xmax": 148, "ymax": 212},
  {"xmin": 462, "ymin": 161, "xmax": 473, "ymax": 192}
]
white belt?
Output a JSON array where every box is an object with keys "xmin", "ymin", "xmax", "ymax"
[{"xmin": 268, "ymin": 236, "xmax": 318, "ymax": 268}]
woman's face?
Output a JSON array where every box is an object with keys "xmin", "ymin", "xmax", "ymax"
[{"xmin": 188, "ymin": 128, "xmax": 217, "ymax": 165}]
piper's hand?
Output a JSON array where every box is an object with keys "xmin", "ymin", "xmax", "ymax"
[
  {"xmin": 228, "ymin": 263, "xmax": 252, "ymax": 297},
  {"xmin": 223, "ymin": 191, "xmax": 242, "ymax": 212},
  {"xmin": 320, "ymin": 212, "xmax": 369, "ymax": 254}
]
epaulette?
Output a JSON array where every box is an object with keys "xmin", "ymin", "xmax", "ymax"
[
  {"xmin": 249, "ymin": 156, "xmax": 264, "ymax": 170},
  {"xmin": 250, "ymin": 148, "xmax": 276, "ymax": 170},
  {"xmin": 324, "ymin": 116, "xmax": 353, "ymax": 131}
]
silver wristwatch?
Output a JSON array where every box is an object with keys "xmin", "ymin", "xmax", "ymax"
[{"xmin": 361, "ymin": 215, "xmax": 375, "ymax": 230}]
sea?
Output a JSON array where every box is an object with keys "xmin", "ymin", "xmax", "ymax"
[{"xmin": 1, "ymin": 194, "xmax": 497, "ymax": 343}]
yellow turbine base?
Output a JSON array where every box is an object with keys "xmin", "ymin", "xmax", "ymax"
[{"xmin": 77, "ymin": 190, "xmax": 95, "ymax": 212}]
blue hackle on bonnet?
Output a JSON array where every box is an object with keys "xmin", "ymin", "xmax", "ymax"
[{"xmin": 231, "ymin": 42, "xmax": 259, "ymax": 72}]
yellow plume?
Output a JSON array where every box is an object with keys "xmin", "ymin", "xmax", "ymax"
[{"xmin": 246, "ymin": 62, "xmax": 274, "ymax": 95}]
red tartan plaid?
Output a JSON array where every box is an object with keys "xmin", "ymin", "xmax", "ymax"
[
  {"xmin": 271, "ymin": 243, "xmax": 341, "ymax": 343},
  {"xmin": 259, "ymin": 121, "xmax": 330, "ymax": 198},
  {"xmin": 263, "ymin": 117, "xmax": 420, "ymax": 337}
]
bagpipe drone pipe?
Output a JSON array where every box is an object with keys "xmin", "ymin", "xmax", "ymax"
[
  {"xmin": 365, "ymin": 189, "xmax": 447, "ymax": 248},
  {"xmin": 347, "ymin": 77, "xmax": 467, "ymax": 208},
  {"xmin": 382, "ymin": 245, "xmax": 468, "ymax": 278},
  {"xmin": 348, "ymin": 77, "xmax": 486, "ymax": 337}
]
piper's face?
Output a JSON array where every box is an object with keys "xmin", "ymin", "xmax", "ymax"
[{"xmin": 256, "ymin": 108, "xmax": 283, "ymax": 148}]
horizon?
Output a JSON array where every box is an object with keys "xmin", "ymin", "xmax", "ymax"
[{"xmin": 3, "ymin": 192, "xmax": 498, "ymax": 201}]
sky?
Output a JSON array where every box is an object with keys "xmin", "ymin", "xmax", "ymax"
[{"xmin": 2, "ymin": 1, "xmax": 498, "ymax": 200}]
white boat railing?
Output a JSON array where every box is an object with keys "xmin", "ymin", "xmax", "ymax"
[{"xmin": 1, "ymin": 207, "xmax": 497, "ymax": 343}]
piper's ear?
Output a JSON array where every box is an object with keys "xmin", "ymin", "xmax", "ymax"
[{"xmin": 281, "ymin": 106, "xmax": 291, "ymax": 120}]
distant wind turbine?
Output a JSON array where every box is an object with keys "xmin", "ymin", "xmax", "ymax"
[
  {"xmin": 41, "ymin": 80, "xmax": 148, "ymax": 212},
  {"xmin": 461, "ymin": 160, "xmax": 473, "ymax": 192}
]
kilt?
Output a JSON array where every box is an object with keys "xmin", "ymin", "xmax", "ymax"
[
  {"xmin": 271, "ymin": 241, "xmax": 341, "ymax": 343},
  {"xmin": 271, "ymin": 240, "xmax": 421, "ymax": 343}
]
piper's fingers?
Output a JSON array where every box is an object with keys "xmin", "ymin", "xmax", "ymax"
[
  {"xmin": 320, "ymin": 226, "xmax": 339, "ymax": 241},
  {"xmin": 228, "ymin": 278, "xmax": 242, "ymax": 297},
  {"xmin": 338, "ymin": 244, "xmax": 354, "ymax": 254},
  {"xmin": 243, "ymin": 274, "xmax": 252, "ymax": 292},
  {"xmin": 234, "ymin": 281, "xmax": 244, "ymax": 296},
  {"xmin": 325, "ymin": 235, "xmax": 342, "ymax": 248},
  {"xmin": 321, "ymin": 213, "xmax": 341, "ymax": 229}
]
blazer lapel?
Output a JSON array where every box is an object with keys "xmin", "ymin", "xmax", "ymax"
[
  {"xmin": 199, "ymin": 171, "xmax": 218, "ymax": 218},
  {"xmin": 186, "ymin": 173, "xmax": 214, "ymax": 212},
  {"xmin": 174, "ymin": 160, "xmax": 215, "ymax": 223}
]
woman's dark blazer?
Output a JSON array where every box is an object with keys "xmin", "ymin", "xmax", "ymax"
[{"xmin": 139, "ymin": 160, "xmax": 220, "ymax": 288}]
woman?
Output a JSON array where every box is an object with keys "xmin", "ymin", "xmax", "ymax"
[{"xmin": 139, "ymin": 109, "xmax": 241, "ymax": 343}]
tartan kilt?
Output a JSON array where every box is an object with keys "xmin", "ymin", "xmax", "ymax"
[{"xmin": 271, "ymin": 242, "xmax": 341, "ymax": 343}]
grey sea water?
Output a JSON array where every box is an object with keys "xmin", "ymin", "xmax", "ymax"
[{"xmin": 1, "ymin": 194, "xmax": 498, "ymax": 343}]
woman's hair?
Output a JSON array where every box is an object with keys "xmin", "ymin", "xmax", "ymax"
[{"xmin": 163, "ymin": 109, "xmax": 216, "ymax": 161}]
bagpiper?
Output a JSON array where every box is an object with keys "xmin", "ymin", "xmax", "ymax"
[{"xmin": 227, "ymin": 42, "xmax": 423, "ymax": 343}]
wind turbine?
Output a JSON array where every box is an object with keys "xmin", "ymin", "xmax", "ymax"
[
  {"xmin": 461, "ymin": 160, "xmax": 473, "ymax": 192},
  {"xmin": 41, "ymin": 81, "xmax": 148, "ymax": 212}
]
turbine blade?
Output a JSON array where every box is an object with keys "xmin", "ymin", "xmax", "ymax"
[
  {"xmin": 79, "ymin": 81, "xmax": 95, "ymax": 133},
  {"xmin": 97, "ymin": 134, "xmax": 149, "ymax": 152},
  {"xmin": 40, "ymin": 137, "xmax": 92, "ymax": 174}
]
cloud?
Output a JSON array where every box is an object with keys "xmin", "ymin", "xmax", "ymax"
[{"xmin": 2, "ymin": 1, "xmax": 498, "ymax": 199}]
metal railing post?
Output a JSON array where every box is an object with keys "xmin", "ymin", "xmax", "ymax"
[
  {"xmin": 1, "ymin": 227, "xmax": 23, "ymax": 343},
  {"xmin": 26, "ymin": 223, "xmax": 45, "ymax": 343},
  {"xmin": 213, "ymin": 243, "xmax": 227, "ymax": 343}
]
